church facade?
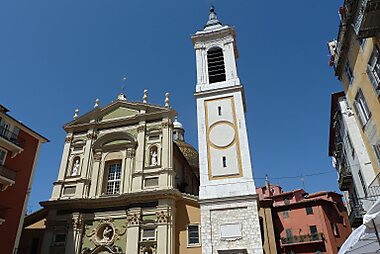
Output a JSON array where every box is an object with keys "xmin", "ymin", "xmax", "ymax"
[{"xmin": 19, "ymin": 7, "xmax": 274, "ymax": 254}]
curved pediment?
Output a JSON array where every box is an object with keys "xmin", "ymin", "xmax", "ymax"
[{"xmin": 92, "ymin": 132, "xmax": 136, "ymax": 151}]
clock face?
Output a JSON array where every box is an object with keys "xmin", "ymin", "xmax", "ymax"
[{"xmin": 209, "ymin": 122, "xmax": 236, "ymax": 148}]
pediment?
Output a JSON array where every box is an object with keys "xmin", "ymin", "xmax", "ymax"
[
  {"xmin": 100, "ymin": 106, "xmax": 139, "ymax": 121},
  {"xmin": 65, "ymin": 100, "xmax": 171, "ymax": 128}
]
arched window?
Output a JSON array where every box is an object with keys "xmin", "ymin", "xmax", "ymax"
[{"xmin": 207, "ymin": 47, "xmax": 226, "ymax": 83}]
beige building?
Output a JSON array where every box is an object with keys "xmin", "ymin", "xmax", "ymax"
[
  {"xmin": 328, "ymin": 0, "xmax": 380, "ymax": 216},
  {"xmin": 36, "ymin": 93, "xmax": 202, "ymax": 254}
]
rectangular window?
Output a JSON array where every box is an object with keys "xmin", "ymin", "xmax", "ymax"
[
  {"xmin": 222, "ymin": 156, "xmax": 227, "ymax": 168},
  {"xmin": 373, "ymin": 144, "xmax": 380, "ymax": 163},
  {"xmin": 310, "ymin": 225, "xmax": 318, "ymax": 235},
  {"xmin": 367, "ymin": 46, "xmax": 380, "ymax": 95},
  {"xmin": 358, "ymin": 170, "xmax": 368, "ymax": 197},
  {"xmin": 306, "ymin": 206, "xmax": 313, "ymax": 215},
  {"xmin": 354, "ymin": 89, "xmax": 371, "ymax": 126},
  {"xmin": 345, "ymin": 61, "xmax": 354, "ymax": 85},
  {"xmin": 283, "ymin": 210, "xmax": 289, "ymax": 218},
  {"xmin": 142, "ymin": 228, "xmax": 156, "ymax": 241},
  {"xmin": 0, "ymin": 148, "xmax": 7, "ymax": 165},
  {"xmin": 105, "ymin": 162, "xmax": 122, "ymax": 195},
  {"xmin": 188, "ymin": 225, "xmax": 200, "ymax": 245},
  {"xmin": 331, "ymin": 222, "xmax": 340, "ymax": 236},
  {"xmin": 218, "ymin": 106, "xmax": 222, "ymax": 116}
]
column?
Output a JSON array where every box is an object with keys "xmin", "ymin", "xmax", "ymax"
[{"xmin": 123, "ymin": 148, "xmax": 134, "ymax": 193}]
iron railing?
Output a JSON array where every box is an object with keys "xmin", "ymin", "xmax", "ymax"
[
  {"xmin": 281, "ymin": 233, "xmax": 324, "ymax": 245},
  {"xmin": 0, "ymin": 126, "xmax": 24, "ymax": 147}
]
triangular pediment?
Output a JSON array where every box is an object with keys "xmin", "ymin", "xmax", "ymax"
[
  {"xmin": 101, "ymin": 106, "xmax": 139, "ymax": 121},
  {"xmin": 64, "ymin": 100, "xmax": 172, "ymax": 128}
]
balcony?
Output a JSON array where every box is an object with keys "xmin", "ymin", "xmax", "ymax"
[
  {"xmin": 281, "ymin": 233, "xmax": 324, "ymax": 246},
  {"xmin": 349, "ymin": 205, "xmax": 365, "ymax": 228},
  {"xmin": 353, "ymin": 0, "xmax": 380, "ymax": 38},
  {"xmin": 338, "ymin": 170, "xmax": 353, "ymax": 191},
  {"xmin": 0, "ymin": 126, "xmax": 24, "ymax": 157},
  {"xmin": 0, "ymin": 165, "xmax": 17, "ymax": 191},
  {"xmin": 367, "ymin": 173, "xmax": 380, "ymax": 201}
]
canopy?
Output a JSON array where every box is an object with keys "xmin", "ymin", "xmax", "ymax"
[{"xmin": 339, "ymin": 198, "xmax": 380, "ymax": 254}]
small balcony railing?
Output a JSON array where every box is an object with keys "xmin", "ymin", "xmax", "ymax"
[
  {"xmin": 0, "ymin": 165, "xmax": 16, "ymax": 182},
  {"xmin": 0, "ymin": 126, "xmax": 24, "ymax": 147},
  {"xmin": 281, "ymin": 233, "xmax": 324, "ymax": 245},
  {"xmin": 349, "ymin": 204, "xmax": 365, "ymax": 227},
  {"xmin": 338, "ymin": 170, "xmax": 353, "ymax": 191},
  {"xmin": 367, "ymin": 173, "xmax": 380, "ymax": 201},
  {"xmin": 353, "ymin": 0, "xmax": 380, "ymax": 38}
]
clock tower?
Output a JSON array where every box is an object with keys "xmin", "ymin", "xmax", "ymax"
[{"xmin": 192, "ymin": 6, "xmax": 263, "ymax": 254}]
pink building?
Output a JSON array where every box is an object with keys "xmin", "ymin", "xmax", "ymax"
[{"xmin": 257, "ymin": 182, "xmax": 351, "ymax": 254}]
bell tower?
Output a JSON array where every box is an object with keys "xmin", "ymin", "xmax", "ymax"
[{"xmin": 192, "ymin": 6, "xmax": 263, "ymax": 254}]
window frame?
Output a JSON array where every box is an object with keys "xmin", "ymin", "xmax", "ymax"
[
  {"xmin": 367, "ymin": 45, "xmax": 380, "ymax": 96},
  {"xmin": 0, "ymin": 147, "xmax": 7, "ymax": 166},
  {"xmin": 187, "ymin": 224, "xmax": 201, "ymax": 247},
  {"xmin": 373, "ymin": 143, "xmax": 380, "ymax": 164},
  {"xmin": 104, "ymin": 160, "xmax": 122, "ymax": 195},
  {"xmin": 345, "ymin": 61, "xmax": 354, "ymax": 85},
  {"xmin": 306, "ymin": 206, "xmax": 314, "ymax": 215},
  {"xmin": 141, "ymin": 227, "xmax": 157, "ymax": 241},
  {"xmin": 354, "ymin": 89, "xmax": 371, "ymax": 126}
]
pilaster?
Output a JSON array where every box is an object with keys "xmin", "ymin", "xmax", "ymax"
[
  {"xmin": 132, "ymin": 122, "xmax": 146, "ymax": 191},
  {"xmin": 126, "ymin": 208, "xmax": 141, "ymax": 253}
]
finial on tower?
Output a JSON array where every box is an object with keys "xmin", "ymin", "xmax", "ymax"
[
  {"xmin": 143, "ymin": 89, "xmax": 148, "ymax": 103},
  {"xmin": 205, "ymin": 4, "xmax": 222, "ymax": 28}
]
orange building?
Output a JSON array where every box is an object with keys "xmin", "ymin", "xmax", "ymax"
[
  {"xmin": 0, "ymin": 104, "xmax": 48, "ymax": 254},
  {"xmin": 257, "ymin": 182, "xmax": 351, "ymax": 254}
]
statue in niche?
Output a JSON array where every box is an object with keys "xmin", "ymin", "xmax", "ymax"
[
  {"xmin": 102, "ymin": 226, "xmax": 113, "ymax": 241},
  {"xmin": 71, "ymin": 159, "xmax": 80, "ymax": 176},
  {"xmin": 150, "ymin": 150, "xmax": 158, "ymax": 166}
]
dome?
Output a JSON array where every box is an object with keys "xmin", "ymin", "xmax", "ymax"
[
  {"xmin": 175, "ymin": 140, "xmax": 199, "ymax": 169},
  {"xmin": 173, "ymin": 118, "xmax": 183, "ymax": 129}
]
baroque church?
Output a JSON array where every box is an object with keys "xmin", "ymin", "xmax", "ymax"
[{"xmin": 20, "ymin": 7, "xmax": 277, "ymax": 254}]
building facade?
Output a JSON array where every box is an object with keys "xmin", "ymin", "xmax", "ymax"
[
  {"xmin": 328, "ymin": 0, "xmax": 380, "ymax": 218},
  {"xmin": 192, "ymin": 6, "xmax": 263, "ymax": 254},
  {"xmin": 329, "ymin": 92, "xmax": 378, "ymax": 227},
  {"xmin": 38, "ymin": 94, "xmax": 202, "ymax": 254},
  {"xmin": 0, "ymin": 104, "xmax": 48, "ymax": 254},
  {"xmin": 257, "ymin": 183, "xmax": 351, "ymax": 254}
]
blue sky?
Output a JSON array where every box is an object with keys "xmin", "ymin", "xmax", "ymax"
[{"xmin": 0, "ymin": 1, "xmax": 343, "ymax": 212}]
